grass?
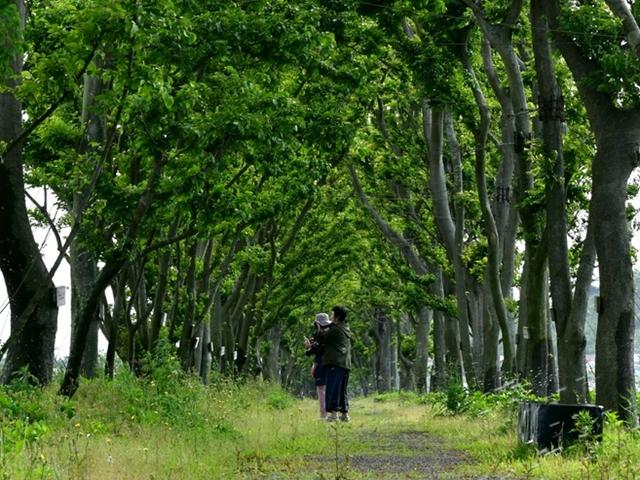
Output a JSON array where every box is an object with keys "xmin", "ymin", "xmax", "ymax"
[{"xmin": 4, "ymin": 369, "xmax": 640, "ymax": 479}]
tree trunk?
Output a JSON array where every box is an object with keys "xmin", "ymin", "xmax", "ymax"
[
  {"xmin": 60, "ymin": 157, "xmax": 166, "ymax": 397},
  {"xmin": 375, "ymin": 311, "xmax": 393, "ymax": 393},
  {"xmin": 414, "ymin": 306, "xmax": 431, "ymax": 392},
  {"xmin": 426, "ymin": 107, "xmax": 476, "ymax": 388},
  {"xmin": 391, "ymin": 319, "xmax": 400, "ymax": 391},
  {"xmin": 545, "ymin": 0, "xmax": 639, "ymax": 422},
  {"xmin": 465, "ymin": 47, "xmax": 517, "ymax": 375},
  {"xmin": 200, "ymin": 310, "xmax": 212, "ymax": 384},
  {"xmin": 68, "ymin": 68, "xmax": 109, "ymax": 378},
  {"xmin": 530, "ymin": 0, "xmax": 592, "ymax": 403},
  {"xmin": 193, "ymin": 321, "xmax": 204, "ymax": 377},
  {"xmin": 105, "ymin": 281, "xmax": 125, "ymax": 379},
  {"xmin": 592, "ymin": 135, "xmax": 637, "ymax": 421},
  {"xmin": 431, "ymin": 267, "xmax": 448, "ymax": 391},
  {"xmin": 546, "ymin": 313, "xmax": 559, "ymax": 395},
  {"xmin": 0, "ymin": 0, "xmax": 58, "ymax": 385},
  {"xmin": 467, "ymin": 275, "xmax": 484, "ymax": 384},
  {"xmin": 263, "ymin": 325, "xmax": 282, "ymax": 383},
  {"xmin": 210, "ymin": 291, "xmax": 223, "ymax": 371},
  {"xmin": 482, "ymin": 280, "xmax": 500, "ymax": 392},
  {"xmin": 523, "ymin": 246, "xmax": 549, "ymax": 396},
  {"xmin": 398, "ymin": 315, "xmax": 414, "ymax": 391},
  {"xmin": 558, "ymin": 224, "xmax": 595, "ymax": 403},
  {"xmin": 442, "ymin": 273, "xmax": 464, "ymax": 382},
  {"xmin": 178, "ymin": 240, "xmax": 198, "ymax": 370},
  {"xmin": 149, "ymin": 216, "xmax": 180, "ymax": 350},
  {"xmin": 69, "ymin": 243, "xmax": 99, "ymax": 378}
]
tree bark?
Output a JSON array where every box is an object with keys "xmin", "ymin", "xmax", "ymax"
[
  {"xmin": 464, "ymin": 49, "xmax": 516, "ymax": 374},
  {"xmin": 480, "ymin": 40, "xmax": 519, "ymax": 298},
  {"xmin": 429, "ymin": 266, "xmax": 448, "ymax": 391},
  {"xmin": 469, "ymin": 2, "xmax": 548, "ymax": 392},
  {"xmin": 0, "ymin": 0, "xmax": 58, "ymax": 385},
  {"xmin": 545, "ymin": 0, "xmax": 639, "ymax": 423},
  {"xmin": 559, "ymin": 224, "xmax": 595, "ymax": 403},
  {"xmin": 592, "ymin": 135, "xmax": 638, "ymax": 421},
  {"xmin": 374, "ymin": 311, "xmax": 393, "ymax": 393},
  {"xmin": 68, "ymin": 69, "xmax": 109, "ymax": 378},
  {"xmin": 178, "ymin": 240, "xmax": 199, "ymax": 370},
  {"xmin": 482, "ymin": 279, "xmax": 500, "ymax": 391},
  {"xmin": 425, "ymin": 107, "xmax": 476, "ymax": 388},
  {"xmin": 263, "ymin": 325, "xmax": 282, "ymax": 383},
  {"xmin": 531, "ymin": 0, "xmax": 592, "ymax": 403},
  {"xmin": 523, "ymin": 244, "xmax": 550, "ymax": 396},
  {"xmin": 148, "ymin": 215, "xmax": 181, "ymax": 350},
  {"xmin": 604, "ymin": 0, "xmax": 640, "ymax": 59},
  {"xmin": 414, "ymin": 306, "xmax": 431, "ymax": 392},
  {"xmin": 105, "ymin": 280, "xmax": 125, "ymax": 379}
]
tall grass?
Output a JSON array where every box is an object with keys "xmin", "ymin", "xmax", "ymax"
[
  {"xmin": 4, "ymin": 361, "xmax": 640, "ymax": 480},
  {"xmin": 0, "ymin": 361, "xmax": 333, "ymax": 479},
  {"xmin": 408, "ymin": 383, "xmax": 640, "ymax": 480}
]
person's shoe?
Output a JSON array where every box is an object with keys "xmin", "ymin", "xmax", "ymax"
[
  {"xmin": 339, "ymin": 413, "xmax": 350, "ymax": 422},
  {"xmin": 326, "ymin": 413, "xmax": 337, "ymax": 422}
]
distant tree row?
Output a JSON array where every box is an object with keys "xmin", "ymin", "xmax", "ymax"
[{"xmin": 1, "ymin": 0, "xmax": 639, "ymax": 424}]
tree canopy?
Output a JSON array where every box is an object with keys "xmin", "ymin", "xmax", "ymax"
[{"xmin": 1, "ymin": 0, "xmax": 640, "ymax": 423}]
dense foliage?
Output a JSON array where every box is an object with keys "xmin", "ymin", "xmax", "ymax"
[{"xmin": 1, "ymin": 0, "xmax": 640, "ymax": 429}]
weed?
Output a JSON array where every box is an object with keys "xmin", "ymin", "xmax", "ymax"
[
  {"xmin": 328, "ymin": 421, "xmax": 349, "ymax": 480},
  {"xmin": 266, "ymin": 387, "xmax": 293, "ymax": 410}
]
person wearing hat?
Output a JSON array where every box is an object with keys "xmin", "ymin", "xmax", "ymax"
[{"xmin": 305, "ymin": 312, "xmax": 332, "ymax": 419}]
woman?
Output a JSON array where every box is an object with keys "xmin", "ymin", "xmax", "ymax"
[{"xmin": 305, "ymin": 313, "xmax": 331, "ymax": 419}]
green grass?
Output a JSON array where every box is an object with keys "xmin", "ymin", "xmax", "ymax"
[
  {"xmin": 1, "ymin": 370, "xmax": 343, "ymax": 479},
  {"xmin": 3, "ymin": 371, "xmax": 640, "ymax": 479}
]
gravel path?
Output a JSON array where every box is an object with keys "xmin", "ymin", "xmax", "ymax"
[{"xmin": 308, "ymin": 429, "xmax": 508, "ymax": 479}]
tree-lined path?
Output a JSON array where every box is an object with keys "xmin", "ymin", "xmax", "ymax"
[{"xmin": 3, "ymin": 0, "xmax": 640, "ymax": 477}]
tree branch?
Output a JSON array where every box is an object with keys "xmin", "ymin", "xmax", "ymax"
[
  {"xmin": 545, "ymin": 0, "xmax": 617, "ymax": 123},
  {"xmin": 24, "ymin": 189, "xmax": 65, "ymax": 255},
  {"xmin": 604, "ymin": 0, "xmax": 640, "ymax": 61},
  {"xmin": 348, "ymin": 164, "xmax": 429, "ymax": 276},
  {"xmin": 2, "ymin": 42, "xmax": 100, "ymax": 160}
]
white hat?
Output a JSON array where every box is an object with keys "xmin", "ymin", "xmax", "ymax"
[{"xmin": 315, "ymin": 312, "xmax": 331, "ymax": 327}]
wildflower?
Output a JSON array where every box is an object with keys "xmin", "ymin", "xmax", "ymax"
[
  {"xmin": 107, "ymin": 455, "xmax": 113, "ymax": 464},
  {"xmin": 74, "ymin": 423, "xmax": 81, "ymax": 428}
]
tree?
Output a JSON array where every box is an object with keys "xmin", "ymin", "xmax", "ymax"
[
  {"xmin": 545, "ymin": 0, "xmax": 640, "ymax": 423},
  {"xmin": 0, "ymin": 0, "xmax": 58, "ymax": 385}
]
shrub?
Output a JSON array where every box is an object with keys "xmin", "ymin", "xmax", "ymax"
[{"xmin": 266, "ymin": 387, "xmax": 294, "ymax": 410}]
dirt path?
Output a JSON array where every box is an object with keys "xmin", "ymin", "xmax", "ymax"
[{"xmin": 308, "ymin": 429, "xmax": 507, "ymax": 479}]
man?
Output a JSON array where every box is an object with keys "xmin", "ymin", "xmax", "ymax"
[{"xmin": 316, "ymin": 305, "xmax": 352, "ymax": 422}]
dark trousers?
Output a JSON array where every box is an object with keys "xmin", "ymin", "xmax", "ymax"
[{"xmin": 325, "ymin": 366, "xmax": 349, "ymax": 413}]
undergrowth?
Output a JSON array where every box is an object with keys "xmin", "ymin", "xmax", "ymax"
[
  {"xmin": 0, "ymin": 348, "xmax": 322, "ymax": 479},
  {"xmin": 5, "ymin": 358, "xmax": 640, "ymax": 480}
]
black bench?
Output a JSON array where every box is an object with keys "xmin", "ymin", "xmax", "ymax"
[{"xmin": 517, "ymin": 402, "xmax": 604, "ymax": 452}]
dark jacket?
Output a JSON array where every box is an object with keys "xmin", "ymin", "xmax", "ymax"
[
  {"xmin": 304, "ymin": 340, "xmax": 324, "ymax": 365},
  {"xmin": 317, "ymin": 322, "xmax": 352, "ymax": 370}
]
